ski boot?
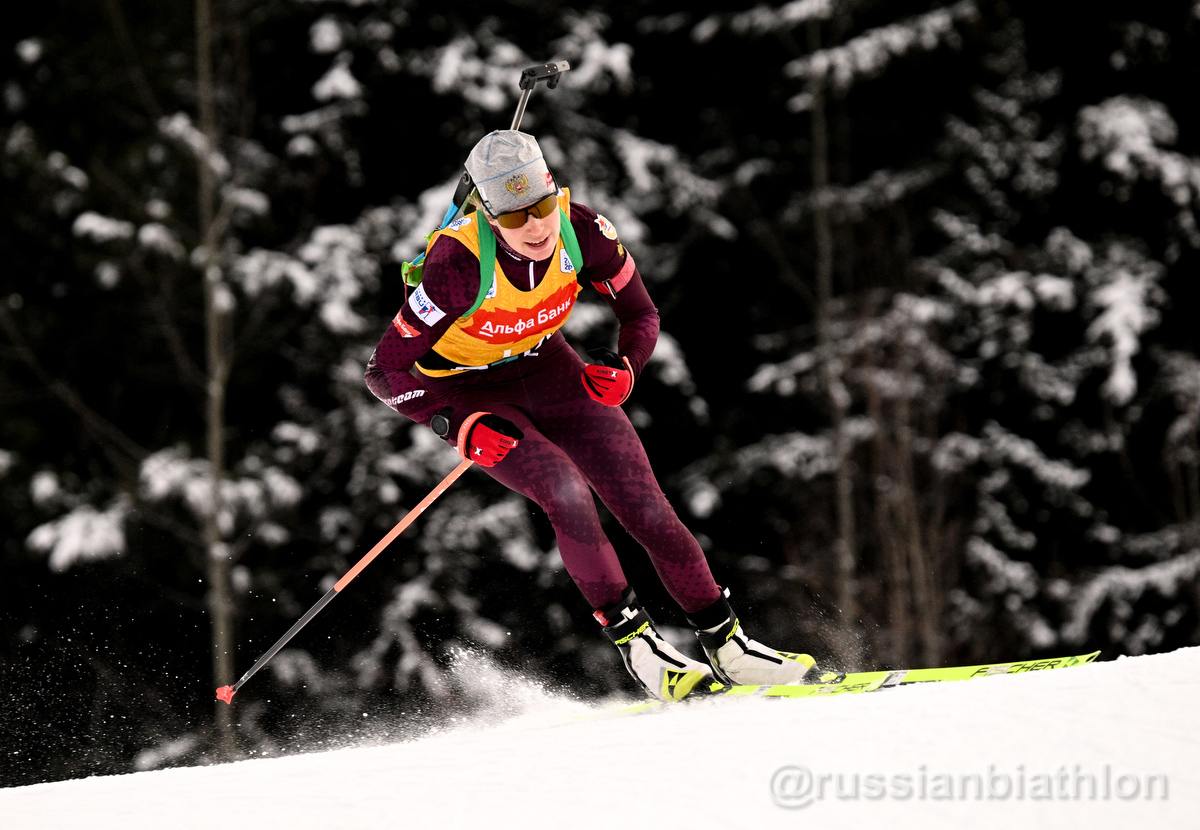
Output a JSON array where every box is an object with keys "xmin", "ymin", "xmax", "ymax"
[
  {"xmin": 688, "ymin": 589, "xmax": 815, "ymax": 686},
  {"xmin": 597, "ymin": 589, "xmax": 715, "ymax": 702}
]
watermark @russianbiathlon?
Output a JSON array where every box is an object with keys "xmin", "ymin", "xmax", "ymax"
[{"xmin": 770, "ymin": 764, "xmax": 1169, "ymax": 809}]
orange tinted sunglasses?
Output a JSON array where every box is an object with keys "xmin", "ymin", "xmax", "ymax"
[{"xmin": 493, "ymin": 193, "xmax": 559, "ymax": 229}]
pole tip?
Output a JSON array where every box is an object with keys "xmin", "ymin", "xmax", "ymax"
[{"xmin": 215, "ymin": 685, "xmax": 236, "ymax": 705}]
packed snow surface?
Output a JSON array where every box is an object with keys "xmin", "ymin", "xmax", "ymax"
[{"xmin": 3, "ymin": 647, "xmax": 1197, "ymax": 829}]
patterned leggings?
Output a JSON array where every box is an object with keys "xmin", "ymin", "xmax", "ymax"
[{"xmin": 425, "ymin": 337, "xmax": 720, "ymax": 613}]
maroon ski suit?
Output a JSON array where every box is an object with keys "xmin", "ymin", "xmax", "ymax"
[{"xmin": 365, "ymin": 202, "xmax": 720, "ymax": 614}]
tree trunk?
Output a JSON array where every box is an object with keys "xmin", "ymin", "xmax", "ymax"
[
  {"xmin": 808, "ymin": 19, "xmax": 860, "ymax": 664},
  {"xmin": 866, "ymin": 372, "xmax": 912, "ymax": 666},
  {"xmin": 196, "ymin": 0, "xmax": 237, "ymax": 760},
  {"xmin": 893, "ymin": 345, "xmax": 942, "ymax": 666}
]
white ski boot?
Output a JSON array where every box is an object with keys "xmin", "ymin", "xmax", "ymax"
[
  {"xmin": 597, "ymin": 590, "xmax": 715, "ymax": 702},
  {"xmin": 689, "ymin": 590, "xmax": 815, "ymax": 686}
]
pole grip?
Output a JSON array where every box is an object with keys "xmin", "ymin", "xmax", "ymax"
[{"xmin": 519, "ymin": 60, "xmax": 571, "ymax": 90}]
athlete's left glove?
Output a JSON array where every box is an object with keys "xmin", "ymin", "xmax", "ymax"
[
  {"xmin": 581, "ymin": 348, "xmax": 634, "ymax": 406},
  {"xmin": 456, "ymin": 412, "xmax": 524, "ymax": 467}
]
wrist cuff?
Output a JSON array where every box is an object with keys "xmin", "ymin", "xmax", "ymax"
[{"xmin": 456, "ymin": 411, "xmax": 490, "ymax": 458}]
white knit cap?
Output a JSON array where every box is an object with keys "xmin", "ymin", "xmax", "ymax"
[{"xmin": 465, "ymin": 130, "xmax": 556, "ymax": 215}]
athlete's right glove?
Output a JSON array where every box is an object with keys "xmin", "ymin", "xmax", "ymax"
[
  {"xmin": 581, "ymin": 348, "xmax": 634, "ymax": 406},
  {"xmin": 456, "ymin": 412, "xmax": 523, "ymax": 467}
]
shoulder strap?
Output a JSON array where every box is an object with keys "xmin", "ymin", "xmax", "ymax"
[
  {"xmin": 465, "ymin": 208, "xmax": 580, "ymax": 318},
  {"xmin": 558, "ymin": 207, "xmax": 583, "ymax": 273},
  {"xmin": 465, "ymin": 216, "xmax": 497, "ymax": 318}
]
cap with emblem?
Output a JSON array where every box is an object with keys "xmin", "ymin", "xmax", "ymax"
[{"xmin": 465, "ymin": 130, "xmax": 556, "ymax": 216}]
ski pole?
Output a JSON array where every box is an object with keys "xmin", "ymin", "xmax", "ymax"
[
  {"xmin": 215, "ymin": 458, "xmax": 474, "ymax": 705},
  {"xmin": 437, "ymin": 60, "xmax": 573, "ymax": 229},
  {"xmin": 511, "ymin": 60, "xmax": 570, "ymax": 129}
]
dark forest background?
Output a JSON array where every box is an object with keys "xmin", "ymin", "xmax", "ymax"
[{"xmin": 2, "ymin": 0, "xmax": 1198, "ymax": 788}]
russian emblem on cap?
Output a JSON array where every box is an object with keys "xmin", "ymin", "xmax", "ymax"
[{"xmin": 505, "ymin": 174, "xmax": 530, "ymax": 196}]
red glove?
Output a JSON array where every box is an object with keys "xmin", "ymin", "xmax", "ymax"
[
  {"xmin": 581, "ymin": 348, "xmax": 634, "ymax": 406},
  {"xmin": 457, "ymin": 412, "xmax": 523, "ymax": 467}
]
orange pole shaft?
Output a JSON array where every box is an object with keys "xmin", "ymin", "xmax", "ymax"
[{"xmin": 334, "ymin": 458, "xmax": 473, "ymax": 592}]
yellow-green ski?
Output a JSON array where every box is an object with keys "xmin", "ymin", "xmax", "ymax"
[{"xmin": 622, "ymin": 650, "xmax": 1100, "ymax": 714}]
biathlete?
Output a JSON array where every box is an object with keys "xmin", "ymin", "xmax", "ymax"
[{"xmin": 366, "ymin": 130, "xmax": 814, "ymax": 700}]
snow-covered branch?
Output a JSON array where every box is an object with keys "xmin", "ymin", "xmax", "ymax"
[
  {"xmin": 785, "ymin": 0, "xmax": 978, "ymax": 91},
  {"xmin": 27, "ymin": 496, "xmax": 130, "ymax": 572},
  {"xmin": 159, "ymin": 112, "xmax": 230, "ymax": 180},
  {"xmin": 1078, "ymin": 96, "xmax": 1200, "ymax": 248},
  {"xmin": 694, "ymin": 0, "xmax": 835, "ymax": 42}
]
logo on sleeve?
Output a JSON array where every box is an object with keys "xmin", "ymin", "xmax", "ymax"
[
  {"xmin": 384, "ymin": 389, "xmax": 425, "ymax": 406},
  {"xmin": 594, "ymin": 214, "xmax": 618, "ymax": 241},
  {"xmin": 392, "ymin": 311, "xmax": 420, "ymax": 338},
  {"xmin": 408, "ymin": 284, "xmax": 446, "ymax": 326}
]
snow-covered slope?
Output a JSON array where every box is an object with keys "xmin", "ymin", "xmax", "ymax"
[{"xmin": 3, "ymin": 648, "xmax": 1197, "ymax": 829}]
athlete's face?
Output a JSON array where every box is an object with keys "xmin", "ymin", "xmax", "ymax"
[{"xmin": 491, "ymin": 205, "xmax": 560, "ymax": 261}]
